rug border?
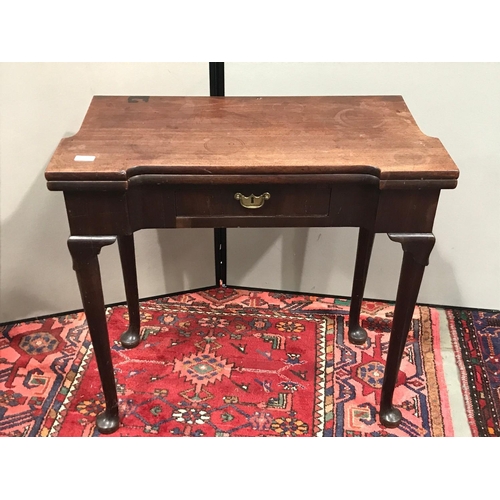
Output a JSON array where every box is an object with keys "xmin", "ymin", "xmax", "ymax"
[
  {"xmin": 445, "ymin": 308, "xmax": 500, "ymax": 437},
  {"xmin": 447, "ymin": 308, "xmax": 484, "ymax": 436},
  {"xmin": 424, "ymin": 307, "xmax": 454, "ymax": 436}
]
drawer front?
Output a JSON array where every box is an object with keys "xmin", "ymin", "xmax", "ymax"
[{"xmin": 175, "ymin": 185, "xmax": 331, "ymax": 218}]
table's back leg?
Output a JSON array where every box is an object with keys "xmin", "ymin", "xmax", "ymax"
[
  {"xmin": 379, "ymin": 233, "xmax": 435, "ymax": 428},
  {"xmin": 68, "ymin": 236, "xmax": 120, "ymax": 434},
  {"xmin": 348, "ymin": 227, "xmax": 375, "ymax": 344},
  {"xmin": 118, "ymin": 234, "xmax": 141, "ymax": 348},
  {"xmin": 214, "ymin": 228, "xmax": 227, "ymax": 286}
]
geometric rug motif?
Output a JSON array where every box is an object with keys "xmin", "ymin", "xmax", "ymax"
[
  {"xmin": 0, "ymin": 314, "xmax": 89, "ymax": 436},
  {"xmin": 0, "ymin": 288, "xmax": 454, "ymax": 436},
  {"xmin": 447, "ymin": 308, "xmax": 500, "ymax": 436}
]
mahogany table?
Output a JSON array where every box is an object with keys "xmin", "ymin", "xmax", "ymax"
[{"xmin": 45, "ymin": 95, "xmax": 459, "ymax": 434}]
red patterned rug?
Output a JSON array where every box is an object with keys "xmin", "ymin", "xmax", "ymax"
[
  {"xmin": 447, "ymin": 308, "xmax": 500, "ymax": 436},
  {"xmin": 1, "ymin": 287, "xmax": 453, "ymax": 436}
]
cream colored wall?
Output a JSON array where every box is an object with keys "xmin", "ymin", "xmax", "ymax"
[
  {"xmin": 0, "ymin": 62, "xmax": 498, "ymax": 323},
  {"xmin": 0, "ymin": 63, "xmax": 213, "ymax": 323}
]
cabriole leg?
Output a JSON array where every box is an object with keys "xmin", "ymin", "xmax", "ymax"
[
  {"xmin": 68, "ymin": 235, "xmax": 119, "ymax": 434},
  {"xmin": 348, "ymin": 227, "xmax": 375, "ymax": 345},
  {"xmin": 379, "ymin": 233, "xmax": 435, "ymax": 428},
  {"xmin": 118, "ymin": 234, "xmax": 141, "ymax": 348}
]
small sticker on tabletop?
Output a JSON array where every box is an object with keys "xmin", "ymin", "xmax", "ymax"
[{"xmin": 74, "ymin": 155, "xmax": 96, "ymax": 162}]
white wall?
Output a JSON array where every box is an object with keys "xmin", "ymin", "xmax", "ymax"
[
  {"xmin": 0, "ymin": 63, "xmax": 213, "ymax": 323},
  {"xmin": 225, "ymin": 63, "xmax": 500, "ymax": 311},
  {"xmin": 0, "ymin": 62, "xmax": 498, "ymax": 323}
]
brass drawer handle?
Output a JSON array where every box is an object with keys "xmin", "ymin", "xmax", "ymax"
[{"xmin": 234, "ymin": 192, "xmax": 271, "ymax": 209}]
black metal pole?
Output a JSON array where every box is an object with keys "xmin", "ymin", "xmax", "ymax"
[
  {"xmin": 209, "ymin": 62, "xmax": 225, "ymax": 97},
  {"xmin": 210, "ymin": 63, "xmax": 227, "ymax": 287}
]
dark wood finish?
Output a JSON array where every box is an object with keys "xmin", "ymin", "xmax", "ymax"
[
  {"xmin": 379, "ymin": 233, "xmax": 436, "ymax": 428},
  {"xmin": 348, "ymin": 228, "xmax": 376, "ymax": 344},
  {"xmin": 126, "ymin": 173, "xmax": 381, "ymax": 186},
  {"xmin": 67, "ymin": 236, "xmax": 120, "ymax": 434},
  {"xmin": 62, "ymin": 180, "xmax": 381, "ymax": 234},
  {"xmin": 63, "ymin": 191, "xmax": 129, "ymax": 235},
  {"xmin": 117, "ymin": 234, "xmax": 141, "ymax": 348},
  {"xmin": 46, "ymin": 96, "xmax": 459, "ymax": 433},
  {"xmin": 374, "ymin": 189, "xmax": 440, "ymax": 233},
  {"xmin": 175, "ymin": 185, "xmax": 331, "ymax": 218},
  {"xmin": 45, "ymin": 96, "xmax": 459, "ymax": 184}
]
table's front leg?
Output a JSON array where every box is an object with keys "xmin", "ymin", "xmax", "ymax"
[
  {"xmin": 348, "ymin": 227, "xmax": 375, "ymax": 344},
  {"xmin": 68, "ymin": 236, "xmax": 120, "ymax": 434},
  {"xmin": 379, "ymin": 233, "xmax": 435, "ymax": 428},
  {"xmin": 118, "ymin": 234, "xmax": 141, "ymax": 348}
]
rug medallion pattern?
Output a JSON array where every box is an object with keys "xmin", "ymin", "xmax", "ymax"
[{"xmin": 0, "ymin": 288, "xmax": 453, "ymax": 436}]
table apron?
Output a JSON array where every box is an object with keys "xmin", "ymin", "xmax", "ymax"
[{"xmin": 63, "ymin": 184, "xmax": 439, "ymax": 235}]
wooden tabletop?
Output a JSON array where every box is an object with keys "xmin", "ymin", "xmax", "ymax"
[{"xmin": 45, "ymin": 95, "xmax": 459, "ymax": 182}]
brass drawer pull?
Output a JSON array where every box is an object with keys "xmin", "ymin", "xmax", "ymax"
[{"xmin": 234, "ymin": 192, "xmax": 271, "ymax": 209}]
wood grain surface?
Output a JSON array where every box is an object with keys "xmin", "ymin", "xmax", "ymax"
[{"xmin": 45, "ymin": 96, "xmax": 459, "ymax": 182}]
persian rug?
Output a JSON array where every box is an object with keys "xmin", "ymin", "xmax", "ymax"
[
  {"xmin": 447, "ymin": 308, "xmax": 500, "ymax": 436},
  {"xmin": 0, "ymin": 287, "xmax": 454, "ymax": 437}
]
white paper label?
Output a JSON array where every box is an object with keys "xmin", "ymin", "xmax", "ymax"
[{"xmin": 74, "ymin": 155, "xmax": 96, "ymax": 161}]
